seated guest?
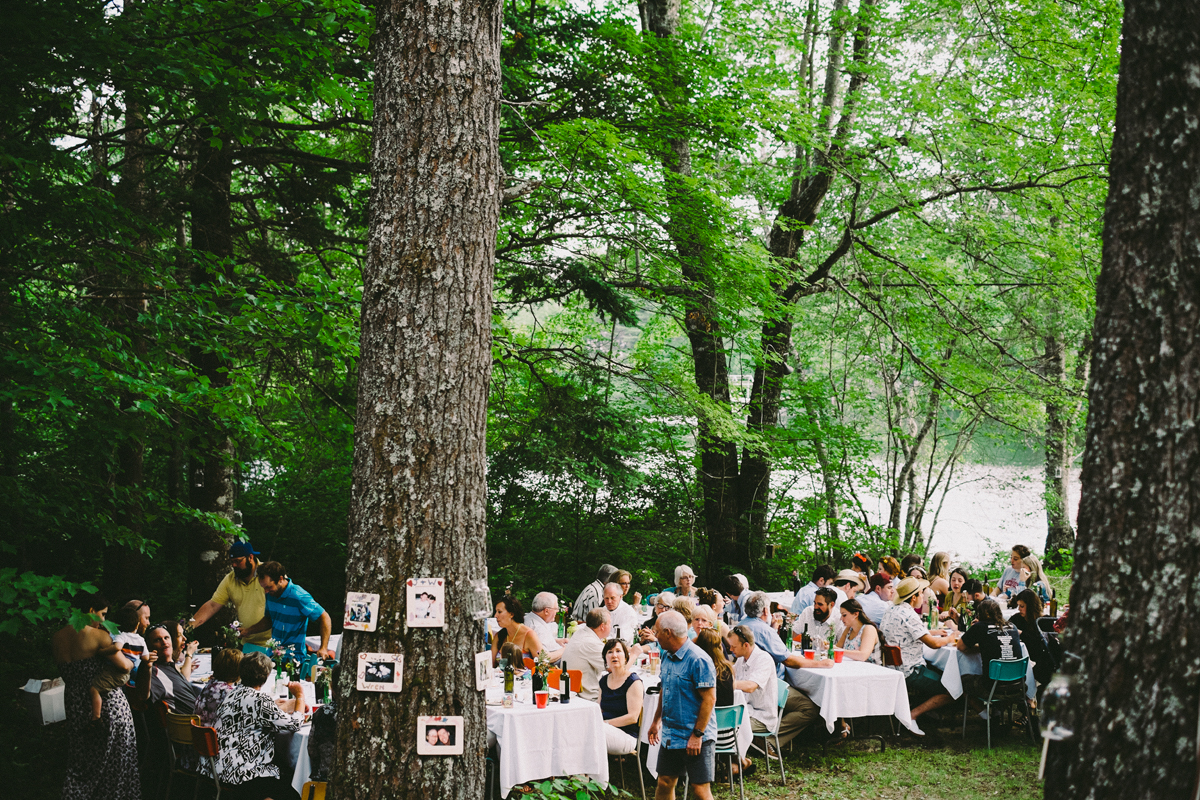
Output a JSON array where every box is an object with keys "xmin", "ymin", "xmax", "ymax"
[
  {"xmin": 490, "ymin": 595, "xmax": 544, "ymax": 667},
  {"xmin": 308, "ymin": 665, "xmax": 341, "ymax": 782},
  {"xmin": 614, "ymin": 569, "xmax": 642, "ymax": 606},
  {"xmin": 1021, "ymin": 554, "xmax": 1054, "ymax": 604},
  {"xmin": 836, "ymin": 600, "xmax": 881, "ymax": 664},
  {"xmin": 694, "ymin": 629, "xmax": 735, "ymax": 706},
  {"xmin": 691, "ymin": 603, "xmax": 728, "ymax": 640},
  {"xmin": 214, "ymin": 652, "xmax": 301, "ymax": 800},
  {"xmin": 726, "ymin": 624, "xmax": 778, "ymax": 776},
  {"xmin": 525, "ymin": 592, "xmax": 566, "ymax": 661},
  {"xmin": 1011, "ymin": 590, "xmax": 1056, "ymax": 689},
  {"xmin": 602, "ymin": 582, "xmax": 643, "ymax": 649},
  {"xmin": 791, "ymin": 587, "xmax": 843, "ymax": 648},
  {"xmin": 660, "ymin": 564, "xmax": 698, "ymax": 598},
  {"xmin": 992, "ymin": 544, "xmax": 1032, "ymax": 599},
  {"xmin": 956, "ymin": 598, "xmax": 1024, "ymax": 701},
  {"xmin": 195, "ymin": 648, "xmax": 243, "ymax": 726},
  {"xmin": 571, "ymin": 564, "xmax": 619, "ymax": 621},
  {"xmin": 906, "ymin": 566, "xmax": 938, "ymax": 616},
  {"xmin": 138, "ymin": 622, "xmax": 198, "ymax": 713},
  {"xmin": 723, "ymin": 574, "xmax": 750, "ymax": 623},
  {"xmin": 741, "ymin": 591, "xmax": 833, "ymax": 748},
  {"xmin": 789, "ymin": 564, "xmax": 836, "ymax": 616},
  {"xmin": 672, "ymin": 597, "xmax": 696, "ymax": 638},
  {"xmin": 162, "ymin": 619, "xmax": 199, "ymax": 679},
  {"xmin": 880, "ymin": 577, "xmax": 957, "ymax": 721},
  {"xmin": 599, "ymin": 640, "xmax": 643, "ymax": 755},
  {"xmin": 878, "ymin": 556, "xmax": 903, "ymax": 589},
  {"xmin": 695, "ymin": 587, "xmax": 727, "ymax": 627},
  {"xmin": 964, "ymin": 578, "xmax": 986, "ymax": 603},
  {"xmin": 900, "ymin": 553, "xmax": 923, "ymax": 575},
  {"xmin": 928, "ymin": 552, "xmax": 952, "ymax": 596},
  {"xmin": 638, "ymin": 592, "xmax": 675, "ymax": 644},
  {"xmin": 498, "ymin": 642, "xmax": 529, "ymax": 674},
  {"xmin": 851, "ymin": 552, "xmax": 873, "ymax": 578},
  {"xmin": 941, "ymin": 568, "xmax": 972, "ymax": 623},
  {"xmin": 832, "ymin": 569, "xmax": 866, "ymax": 600},
  {"xmin": 859, "ymin": 574, "xmax": 894, "ymax": 625},
  {"xmin": 561, "ymin": 607, "xmax": 611, "ymax": 702}
]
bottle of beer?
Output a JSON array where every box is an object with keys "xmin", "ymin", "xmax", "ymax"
[
  {"xmin": 502, "ymin": 659, "xmax": 514, "ymax": 694},
  {"xmin": 1049, "ymin": 596, "xmax": 1058, "ymax": 617},
  {"xmin": 560, "ymin": 662, "xmax": 570, "ymax": 704}
]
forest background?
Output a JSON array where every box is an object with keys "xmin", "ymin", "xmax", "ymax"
[{"xmin": 1, "ymin": 0, "xmax": 1116, "ymax": 785}]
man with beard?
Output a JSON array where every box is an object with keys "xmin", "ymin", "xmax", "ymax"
[
  {"xmin": 188, "ymin": 540, "xmax": 273, "ymax": 653},
  {"xmin": 790, "ymin": 588, "xmax": 843, "ymax": 649}
]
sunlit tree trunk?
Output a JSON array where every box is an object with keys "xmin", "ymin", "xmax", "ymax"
[
  {"xmin": 1046, "ymin": 1, "xmax": 1200, "ymax": 795},
  {"xmin": 331, "ymin": 0, "xmax": 500, "ymax": 796}
]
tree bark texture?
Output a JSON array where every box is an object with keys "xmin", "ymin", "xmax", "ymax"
[
  {"xmin": 1041, "ymin": 335, "xmax": 1076, "ymax": 566},
  {"xmin": 1046, "ymin": 1, "xmax": 1200, "ymax": 796},
  {"xmin": 332, "ymin": 0, "xmax": 499, "ymax": 797},
  {"xmin": 187, "ymin": 104, "xmax": 237, "ymax": 607}
]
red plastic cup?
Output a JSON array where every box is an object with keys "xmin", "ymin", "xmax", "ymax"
[
  {"xmin": 803, "ymin": 649, "xmax": 815, "ymax": 660},
  {"xmin": 534, "ymin": 691, "xmax": 549, "ymax": 709},
  {"xmin": 833, "ymin": 648, "xmax": 845, "ymax": 663}
]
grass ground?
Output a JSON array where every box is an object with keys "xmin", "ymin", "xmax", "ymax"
[{"xmin": 613, "ymin": 715, "xmax": 1041, "ymax": 800}]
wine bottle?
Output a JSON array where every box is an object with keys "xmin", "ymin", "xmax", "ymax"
[
  {"xmin": 560, "ymin": 662, "xmax": 570, "ymax": 704},
  {"xmin": 503, "ymin": 660, "xmax": 514, "ymax": 694},
  {"xmin": 801, "ymin": 624, "xmax": 811, "ymax": 652}
]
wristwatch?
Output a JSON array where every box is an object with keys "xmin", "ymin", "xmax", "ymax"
[{"xmin": 691, "ymin": 728, "xmax": 705, "ymax": 739}]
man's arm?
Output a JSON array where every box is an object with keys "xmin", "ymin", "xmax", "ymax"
[
  {"xmin": 309, "ymin": 611, "xmax": 333, "ymax": 658},
  {"xmin": 783, "ymin": 653, "xmax": 834, "ymax": 669},
  {"xmin": 732, "ymin": 678, "xmax": 760, "ymax": 693},
  {"xmin": 190, "ymin": 599, "xmax": 225, "ymax": 629},
  {"xmin": 240, "ymin": 612, "xmax": 272, "ymax": 638},
  {"xmin": 688, "ymin": 687, "xmax": 716, "ymax": 755},
  {"xmin": 919, "ymin": 630, "xmax": 956, "ymax": 649}
]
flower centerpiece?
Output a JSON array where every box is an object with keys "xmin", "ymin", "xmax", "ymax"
[
  {"xmin": 267, "ymin": 638, "xmax": 301, "ymax": 680},
  {"xmin": 531, "ymin": 650, "xmax": 555, "ymax": 693},
  {"xmin": 216, "ymin": 621, "xmax": 242, "ymax": 650}
]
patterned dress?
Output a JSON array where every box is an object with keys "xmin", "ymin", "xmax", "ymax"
[
  {"xmin": 214, "ymin": 684, "xmax": 301, "ymax": 786},
  {"xmin": 60, "ymin": 657, "xmax": 140, "ymax": 800}
]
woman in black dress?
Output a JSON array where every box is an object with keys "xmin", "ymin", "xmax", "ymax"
[{"xmin": 51, "ymin": 590, "xmax": 141, "ymax": 800}]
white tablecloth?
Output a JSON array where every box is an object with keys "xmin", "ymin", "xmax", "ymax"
[
  {"xmin": 923, "ymin": 643, "xmax": 1036, "ymax": 700},
  {"xmin": 638, "ymin": 674, "xmax": 753, "ymax": 778},
  {"xmin": 785, "ymin": 661, "xmax": 923, "ymax": 735},
  {"xmin": 304, "ymin": 634, "xmax": 343, "ymax": 662},
  {"xmin": 286, "ymin": 725, "xmax": 313, "ymax": 795},
  {"xmin": 487, "ymin": 697, "xmax": 609, "ymax": 797}
]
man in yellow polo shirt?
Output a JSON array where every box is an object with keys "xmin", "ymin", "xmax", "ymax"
[{"xmin": 188, "ymin": 540, "xmax": 272, "ymax": 653}]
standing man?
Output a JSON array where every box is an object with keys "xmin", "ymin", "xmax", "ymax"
[
  {"xmin": 188, "ymin": 540, "xmax": 272, "ymax": 654},
  {"xmin": 602, "ymin": 582, "xmax": 643, "ymax": 650},
  {"xmin": 526, "ymin": 591, "xmax": 566, "ymax": 662},
  {"xmin": 561, "ymin": 607, "xmax": 611, "ymax": 701},
  {"xmin": 571, "ymin": 564, "xmax": 619, "ymax": 621},
  {"xmin": 240, "ymin": 561, "xmax": 334, "ymax": 672},
  {"xmin": 647, "ymin": 610, "xmax": 717, "ymax": 800}
]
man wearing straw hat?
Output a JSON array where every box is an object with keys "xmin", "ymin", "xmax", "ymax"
[{"xmin": 880, "ymin": 576, "xmax": 958, "ymax": 722}]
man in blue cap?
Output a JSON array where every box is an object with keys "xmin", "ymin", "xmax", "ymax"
[{"xmin": 188, "ymin": 540, "xmax": 273, "ymax": 653}]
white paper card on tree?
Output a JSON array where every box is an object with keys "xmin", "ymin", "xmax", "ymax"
[
  {"xmin": 474, "ymin": 651, "xmax": 492, "ymax": 691},
  {"xmin": 417, "ymin": 716, "xmax": 464, "ymax": 756},
  {"xmin": 343, "ymin": 592, "xmax": 380, "ymax": 632},
  {"xmin": 407, "ymin": 577, "xmax": 445, "ymax": 628},
  {"xmin": 357, "ymin": 653, "xmax": 403, "ymax": 692}
]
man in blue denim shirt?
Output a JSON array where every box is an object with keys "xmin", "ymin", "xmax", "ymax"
[{"xmin": 648, "ymin": 610, "xmax": 717, "ymax": 800}]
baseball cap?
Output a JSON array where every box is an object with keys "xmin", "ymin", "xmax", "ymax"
[{"xmin": 229, "ymin": 541, "xmax": 261, "ymax": 558}]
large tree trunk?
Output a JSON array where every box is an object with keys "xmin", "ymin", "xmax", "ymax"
[
  {"xmin": 1045, "ymin": 1, "xmax": 1200, "ymax": 796},
  {"xmin": 331, "ymin": 0, "xmax": 499, "ymax": 796},
  {"xmin": 187, "ymin": 103, "xmax": 236, "ymax": 608},
  {"xmin": 640, "ymin": 0, "xmax": 742, "ymax": 575},
  {"xmin": 1041, "ymin": 334, "xmax": 1075, "ymax": 566}
]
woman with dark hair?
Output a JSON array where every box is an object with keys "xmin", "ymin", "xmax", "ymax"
[
  {"xmin": 693, "ymin": 629, "xmax": 735, "ymax": 706},
  {"xmin": 956, "ymin": 598, "xmax": 1024, "ymax": 698},
  {"xmin": 850, "ymin": 552, "xmax": 873, "ymax": 578},
  {"xmin": 836, "ymin": 599, "xmax": 882, "ymax": 664},
  {"xmin": 490, "ymin": 595, "xmax": 543, "ymax": 667},
  {"xmin": 52, "ymin": 590, "xmax": 141, "ymax": 800},
  {"xmin": 942, "ymin": 568, "xmax": 971, "ymax": 616},
  {"xmin": 214, "ymin": 652, "xmax": 301, "ymax": 800},
  {"xmin": 599, "ymin": 639, "xmax": 643, "ymax": 755},
  {"xmin": 1011, "ymin": 589, "xmax": 1057, "ymax": 688}
]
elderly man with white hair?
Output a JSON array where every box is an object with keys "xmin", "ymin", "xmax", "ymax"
[
  {"xmin": 602, "ymin": 582, "xmax": 643, "ymax": 651},
  {"xmin": 525, "ymin": 591, "xmax": 566, "ymax": 662},
  {"xmin": 647, "ymin": 610, "xmax": 717, "ymax": 800}
]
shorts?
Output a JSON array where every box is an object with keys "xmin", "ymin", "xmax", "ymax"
[
  {"xmin": 656, "ymin": 740, "xmax": 715, "ymax": 785},
  {"xmin": 92, "ymin": 667, "xmax": 131, "ymax": 694},
  {"xmin": 905, "ymin": 664, "xmax": 947, "ymax": 702}
]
